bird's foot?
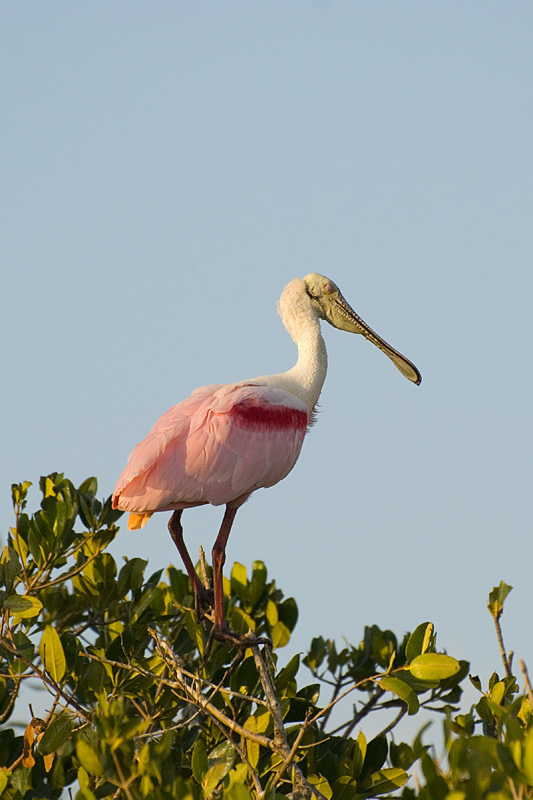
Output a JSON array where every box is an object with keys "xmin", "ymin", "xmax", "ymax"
[
  {"xmin": 211, "ymin": 625, "xmax": 272, "ymax": 649},
  {"xmin": 194, "ymin": 585, "xmax": 215, "ymax": 621},
  {"xmin": 202, "ymin": 625, "xmax": 271, "ymax": 661}
]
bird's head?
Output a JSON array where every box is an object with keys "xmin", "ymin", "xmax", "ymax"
[{"xmin": 303, "ymin": 273, "xmax": 422, "ymax": 385}]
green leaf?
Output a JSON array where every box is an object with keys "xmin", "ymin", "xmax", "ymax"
[
  {"xmin": 307, "ymin": 774, "xmax": 332, "ymax": 799},
  {"xmin": 191, "ymin": 738, "xmax": 208, "ymax": 785},
  {"xmin": 10, "ymin": 765, "xmax": 32, "ymax": 796},
  {"xmin": 331, "ymin": 775, "xmax": 358, "ymax": 799},
  {"xmin": 117, "ymin": 557, "xmax": 147, "ymax": 597},
  {"xmin": 230, "ymin": 562, "xmax": 248, "ymax": 601},
  {"xmin": 38, "ymin": 716, "xmax": 73, "ymax": 755},
  {"xmin": 78, "ymin": 477, "xmax": 98, "ymax": 497},
  {"xmin": 231, "ymin": 605, "xmax": 256, "ymax": 634},
  {"xmin": 405, "ymin": 622, "xmax": 433, "ymax": 662},
  {"xmin": 203, "ymin": 741, "xmax": 235, "ymax": 795},
  {"xmin": 523, "ymin": 726, "xmax": 533, "ymax": 785},
  {"xmin": 3, "ymin": 594, "xmax": 42, "ymax": 619},
  {"xmin": 353, "ymin": 730, "xmax": 367, "ymax": 779},
  {"xmin": 40, "ymin": 625, "xmax": 66, "ymax": 682},
  {"xmin": 76, "ymin": 738, "xmax": 104, "ymax": 776},
  {"xmin": 243, "ymin": 717, "xmax": 259, "ymax": 769},
  {"xmin": 224, "ymin": 784, "xmax": 253, "ymax": 800},
  {"xmin": 1, "ymin": 630, "xmax": 34, "ymax": 675},
  {"xmin": 390, "ymin": 742, "xmax": 416, "ymax": 770},
  {"xmin": 266, "ymin": 598, "xmax": 278, "ymax": 627},
  {"xmin": 360, "ymin": 767, "xmax": 408, "ymax": 795},
  {"xmin": 1, "ymin": 546, "xmax": 22, "ymax": 593},
  {"xmin": 28, "ymin": 522, "xmax": 47, "ymax": 566},
  {"xmin": 275, "ymin": 654, "xmax": 300, "ymax": 692},
  {"xmin": 490, "ymin": 680, "xmax": 505, "ymax": 706},
  {"xmin": 271, "ymin": 620, "xmax": 291, "ymax": 649},
  {"xmin": 278, "ymin": 596, "xmax": 298, "ymax": 631},
  {"xmin": 487, "ymin": 581, "xmax": 512, "ymax": 618},
  {"xmin": 379, "ymin": 676, "xmax": 419, "ymax": 715},
  {"xmin": 361, "ymin": 735, "xmax": 388, "ymax": 778},
  {"xmin": 248, "ymin": 560, "xmax": 267, "ymax": 604},
  {"xmin": 409, "ymin": 653, "xmax": 461, "ymax": 681},
  {"xmin": 11, "ymin": 480, "xmax": 32, "ymax": 510}
]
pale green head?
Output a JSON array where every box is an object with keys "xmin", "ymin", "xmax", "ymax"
[{"xmin": 304, "ymin": 273, "xmax": 422, "ymax": 385}]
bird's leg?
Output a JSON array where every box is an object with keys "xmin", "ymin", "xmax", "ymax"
[
  {"xmin": 210, "ymin": 505, "xmax": 271, "ymax": 650},
  {"xmin": 211, "ymin": 505, "xmax": 238, "ymax": 634},
  {"xmin": 168, "ymin": 511, "xmax": 214, "ymax": 619}
]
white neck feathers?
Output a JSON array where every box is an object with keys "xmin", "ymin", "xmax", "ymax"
[{"xmin": 276, "ymin": 278, "xmax": 328, "ymax": 412}]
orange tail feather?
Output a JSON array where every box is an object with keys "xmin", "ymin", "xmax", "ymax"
[{"xmin": 128, "ymin": 512, "xmax": 152, "ymax": 530}]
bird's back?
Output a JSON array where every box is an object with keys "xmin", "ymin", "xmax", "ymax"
[{"xmin": 113, "ymin": 381, "xmax": 309, "ymax": 516}]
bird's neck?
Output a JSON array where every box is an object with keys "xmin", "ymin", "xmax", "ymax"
[{"xmin": 282, "ymin": 308, "xmax": 328, "ymax": 412}]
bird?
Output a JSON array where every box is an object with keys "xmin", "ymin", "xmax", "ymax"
[{"xmin": 112, "ymin": 273, "xmax": 421, "ymax": 645}]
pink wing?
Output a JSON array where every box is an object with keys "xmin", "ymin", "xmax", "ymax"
[{"xmin": 113, "ymin": 382, "xmax": 309, "ymax": 514}]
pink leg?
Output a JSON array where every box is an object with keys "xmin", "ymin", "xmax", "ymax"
[{"xmin": 168, "ymin": 511, "xmax": 213, "ymax": 618}]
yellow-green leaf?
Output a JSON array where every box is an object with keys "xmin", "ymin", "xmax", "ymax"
[
  {"xmin": 231, "ymin": 606, "xmax": 256, "ymax": 634},
  {"xmin": 191, "ymin": 739, "xmax": 208, "ymax": 784},
  {"xmin": 39, "ymin": 626, "xmax": 66, "ymax": 682},
  {"xmin": 409, "ymin": 653, "xmax": 461, "ymax": 681},
  {"xmin": 4, "ymin": 594, "xmax": 43, "ymax": 620},
  {"xmin": 487, "ymin": 581, "xmax": 512, "ymax": 618},
  {"xmin": 203, "ymin": 741, "xmax": 235, "ymax": 795},
  {"xmin": 243, "ymin": 716, "xmax": 259, "ymax": 768},
  {"xmin": 307, "ymin": 774, "xmax": 332, "ymax": 799},
  {"xmin": 266, "ymin": 599, "xmax": 279, "ymax": 627},
  {"xmin": 405, "ymin": 622, "xmax": 433, "ymax": 661},
  {"xmin": 360, "ymin": 767, "xmax": 408, "ymax": 795},
  {"xmin": 76, "ymin": 738, "xmax": 104, "ymax": 776},
  {"xmin": 490, "ymin": 680, "xmax": 505, "ymax": 706},
  {"xmin": 523, "ymin": 726, "xmax": 533, "ymax": 785},
  {"xmin": 271, "ymin": 620, "xmax": 290, "ymax": 649},
  {"xmin": 353, "ymin": 730, "xmax": 367, "ymax": 778},
  {"xmin": 379, "ymin": 676, "xmax": 419, "ymax": 715}
]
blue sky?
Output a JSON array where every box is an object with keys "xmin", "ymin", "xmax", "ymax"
[{"xmin": 2, "ymin": 2, "xmax": 532, "ymax": 725}]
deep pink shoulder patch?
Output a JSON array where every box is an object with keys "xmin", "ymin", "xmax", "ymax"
[{"xmin": 230, "ymin": 399, "xmax": 308, "ymax": 432}]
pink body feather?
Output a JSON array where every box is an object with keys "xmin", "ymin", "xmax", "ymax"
[{"xmin": 112, "ymin": 382, "xmax": 309, "ymax": 514}]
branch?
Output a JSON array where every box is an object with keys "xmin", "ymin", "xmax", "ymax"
[
  {"xmin": 251, "ymin": 644, "xmax": 328, "ymax": 800},
  {"xmin": 147, "ymin": 632, "xmax": 274, "ymax": 749},
  {"xmin": 0, "ymin": 633, "xmax": 90, "ymax": 722}
]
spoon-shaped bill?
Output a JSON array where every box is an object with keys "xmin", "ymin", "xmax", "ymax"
[{"xmin": 328, "ymin": 292, "xmax": 422, "ymax": 385}]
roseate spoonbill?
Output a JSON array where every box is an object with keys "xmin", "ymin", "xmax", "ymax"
[{"xmin": 113, "ymin": 274, "xmax": 421, "ymax": 645}]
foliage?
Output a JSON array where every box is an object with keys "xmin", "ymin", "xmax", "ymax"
[{"xmin": 0, "ymin": 475, "xmax": 530, "ymax": 799}]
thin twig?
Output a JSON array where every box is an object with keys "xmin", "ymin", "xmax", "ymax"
[
  {"xmin": 199, "ymin": 546, "xmax": 210, "ymax": 590},
  {"xmin": 376, "ymin": 705, "xmax": 407, "ymax": 738},
  {"xmin": 111, "ymin": 750, "xmax": 136, "ymax": 800},
  {"xmin": 0, "ymin": 635, "xmax": 90, "ymax": 721},
  {"xmin": 80, "ymin": 649, "xmax": 267, "ymax": 707},
  {"xmin": 493, "ymin": 611, "xmax": 512, "ymax": 678},
  {"xmin": 0, "ymin": 675, "xmax": 21, "ymax": 724},
  {"xmin": 520, "ymin": 660, "xmax": 533, "ymax": 712},
  {"xmin": 270, "ymin": 708, "xmax": 313, "ymax": 792},
  {"xmin": 338, "ymin": 690, "xmax": 384, "ymax": 739},
  {"xmin": 28, "ymin": 548, "xmax": 104, "ymax": 592},
  {"xmin": 145, "ymin": 635, "xmax": 274, "ymax": 749}
]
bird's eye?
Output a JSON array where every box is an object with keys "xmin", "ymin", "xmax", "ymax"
[{"xmin": 323, "ymin": 282, "xmax": 334, "ymax": 294}]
